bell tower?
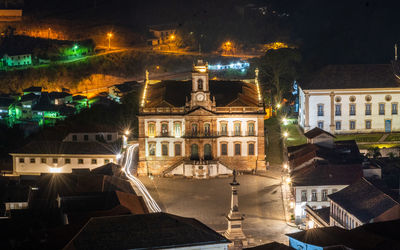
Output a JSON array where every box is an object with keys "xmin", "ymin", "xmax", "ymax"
[{"xmin": 189, "ymin": 60, "xmax": 213, "ymax": 109}]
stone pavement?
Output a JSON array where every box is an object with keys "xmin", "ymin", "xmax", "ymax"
[{"xmin": 139, "ymin": 173, "xmax": 299, "ymax": 245}]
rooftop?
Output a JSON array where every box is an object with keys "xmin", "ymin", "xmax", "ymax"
[
  {"xmin": 300, "ymin": 64, "xmax": 400, "ymax": 90},
  {"xmin": 328, "ymin": 178, "xmax": 400, "ymax": 223},
  {"xmin": 23, "ymin": 86, "xmax": 42, "ymax": 93},
  {"xmin": 12, "ymin": 141, "xmax": 119, "ymax": 155},
  {"xmin": 145, "ymin": 80, "xmax": 259, "ymax": 108},
  {"xmin": 64, "ymin": 212, "xmax": 230, "ymax": 250},
  {"xmin": 304, "ymin": 127, "xmax": 335, "ymax": 139},
  {"xmin": 291, "ymin": 162, "xmax": 362, "ymax": 186}
]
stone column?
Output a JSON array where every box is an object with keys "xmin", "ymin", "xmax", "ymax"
[
  {"xmin": 224, "ymin": 170, "xmax": 247, "ymax": 247},
  {"xmin": 330, "ymin": 92, "xmax": 335, "ymax": 133},
  {"xmin": 305, "ymin": 93, "xmax": 310, "ymax": 131}
]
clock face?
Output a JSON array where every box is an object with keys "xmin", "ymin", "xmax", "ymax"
[{"xmin": 196, "ymin": 93, "xmax": 205, "ymax": 101}]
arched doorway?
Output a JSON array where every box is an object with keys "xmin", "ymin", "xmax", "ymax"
[
  {"xmin": 191, "ymin": 144, "xmax": 199, "ymax": 160},
  {"xmin": 204, "ymin": 144, "xmax": 212, "ymax": 160}
]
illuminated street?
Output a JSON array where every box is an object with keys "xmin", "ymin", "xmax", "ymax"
[{"xmin": 139, "ymin": 173, "xmax": 299, "ymax": 244}]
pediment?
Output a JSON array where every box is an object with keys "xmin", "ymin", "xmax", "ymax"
[{"xmin": 186, "ymin": 106, "xmax": 215, "ymax": 116}]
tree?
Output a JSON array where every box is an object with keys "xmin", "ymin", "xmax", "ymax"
[
  {"xmin": 257, "ymin": 48, "xmax": 301, "ymax": 106},
  {"xmin": 367, "ymin": 147, "xmax": 381, "ymax": 159}
]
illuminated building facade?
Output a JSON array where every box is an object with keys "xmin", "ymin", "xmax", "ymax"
[
  {"xmin": 137, "ymin": 60, "xmax": 266, "ymax": 177},
  {"xmin": 299, "ymin": 64, "xmax": 400, "ymax": 134}
]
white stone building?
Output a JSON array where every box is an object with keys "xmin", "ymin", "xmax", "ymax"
[
  {"xmin": 137, "ymin": 60, "xmax": 266, "ymax": 177},
  {"xmin": 11, "ymin": 141, "xmax": 118, "ymax": 175},
  {"xmin": 298, "ymin": 64, "xmax": 400, "ymax": 133}
]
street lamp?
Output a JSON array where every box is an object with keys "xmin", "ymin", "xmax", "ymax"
[
  {"xmin": 283, "ymin": 131, "xmax": 289, "ymax": 138},
  {"xmin": 169, "ymin": 34, "xmax": 175, "ymax": 41},
  {"xmin": 107, "ymin": 32, "xmax": 113, "ymax": 50},
  {"xmin": 276, "ymin": 103, "xmax": 281, "ymax": 109}
]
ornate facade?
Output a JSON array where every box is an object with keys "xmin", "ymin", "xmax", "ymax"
[{"xmin": 137, "ymin": 60, "xmax": 266, "ymax": 177}]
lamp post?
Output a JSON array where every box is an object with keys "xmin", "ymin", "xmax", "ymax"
[{"xmin": 107, "ymin": 32, "xmax": 113, "ymax": 50}]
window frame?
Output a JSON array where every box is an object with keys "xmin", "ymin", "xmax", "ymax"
[
  {"xmin": 349, "ymin": 120, "xmax": 356, "ymax": 130},
  {"xmin": 147, "ymin": 122, "xmax": 156, "ymax": 137},
  {"xmin": 161, "ymin": 142, "xmax": 169, "ymax": 156},
  {"xmin": 234, "ymin": 142, "xmax": 241, "ymax": 156},
  {"xmin": 220, "ymin": 143, "xmax": 228, "ymax": 156},
  {"xmin": 335, "ymin": 121, "xmax": 341, "ymax": 130},
  {"xmin": 148, "ymin": 142, "xmax": 156, "ymax": 156},
  {"xmin": 349, "ymin": 103, "xmax": 356, "ymax": 116},
  {"xmin": 91, "ymin": 159, "xmax": 97, "ymax": 165},
  {"xmin": 365, "ymin": 120, "xmax": 372, "ymax": 129},
  {"xmin": 248, "ymin": 142, "xmax": 255, "ymax": 155},
  {"xmin": 174, "ymin": 142, "xmax": 182, "ymax": 156},
  {"xmin": 392, "ymin": 103, "xmax": 398, "ymax": 115},
  {"xmin": 317, "ymin": 104, "xmax": 324, "ymax": 116},
  {"xmin": 78, "ymin": 159, "xmax": 84, "ymax": 164},
  {"xmin": 379, "ymin": 103, "xmax": 385, "ymax": 115},
  {"xmin": 365, "ymin": 103, "xmax": 372, "ymax": 115},
  {"xmin": 65, "ymin": 158, "xmax": 71, "ymax": 164},
  {"xmin": 335, "ymin": 104, "xmax": 341, "ymax": 116}
]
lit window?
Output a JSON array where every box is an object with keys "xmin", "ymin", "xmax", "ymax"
[
  {"xmin": 234, "ymin": 143, "xmax": 241, "ymax": 155},
  {"xmin": 174, "ymin": 122, "xmax": 181, "ymax": 137},
  {"xmin": 148, "ymin": 123, "xmax": 155, "ymax": 137},
  {"xmin": 191, "ymin": 124, "xmax": 198, "ymax": 136},
  {"xmin": 220, "ymin": 122, "xmax": 227, "ymax": 136},
  {"xmin": 234, "ymin": 122, "xmax": 241, "ymax": 136},
  {"xmin": 161, "ymin": 123, "xmax": 168, "ymax": 136},
  {"xmin": 149, "ymin": 143, "xmax": 156, "ymax": 156},
  {"xmin": 248, "ymin": 122, "xmax": 255, "ymax": 136},
  {"xmin": 197, "ymin": 79, "xmax": 203, "ymax": 90}
]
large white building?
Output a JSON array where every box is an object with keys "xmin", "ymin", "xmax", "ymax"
[
  {"xmin": 11, "ymin": 131, "xmax": 120, "ymax": 175},
  {"xmin": 299, "ymin": 64, "xmax": 400, "ymax": 133},
  {"xmin": 137, "ymin": 60, "xmax": 266, "ymax": 177}
]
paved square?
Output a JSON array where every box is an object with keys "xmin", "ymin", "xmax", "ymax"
[{"xmin": 139, "ymin": 174, "xmax": 298, "ymax": 245}]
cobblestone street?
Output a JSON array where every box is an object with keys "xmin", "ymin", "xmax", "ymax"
[{"xmin": 139, "ymin": 173, "xmax": 298, "ymax": 245}]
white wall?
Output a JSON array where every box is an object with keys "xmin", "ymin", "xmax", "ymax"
[
  {"xmin": 145, "ymin": 138, "xmax": 185, "ymax": 157},
  {"xmin": 216, "ymin": 137, "xmax": 257, "ymax": 157},
  {"xmin": 294, "ymin": 184, "xmax": 348, "ymax": 217},
  {"xmin": 301, "ymin": 88, "xmax": 400, "ymax": 133},
  {"xmin": 14, "ymin": 154, "xmax": 116, "ymax": 174}
]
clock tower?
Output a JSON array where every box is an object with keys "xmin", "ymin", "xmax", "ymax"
[{"xmin": 189, "ymin": 60, "xmax": 214, "ymax": 110}]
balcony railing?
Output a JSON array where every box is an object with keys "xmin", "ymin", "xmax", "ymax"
[{"xmin": 146, "ymin": 131, "xmax": 257, "ymax": 138}]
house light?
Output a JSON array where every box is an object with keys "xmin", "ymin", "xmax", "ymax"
[
  {"xmin": 49, "ymin": 167, "xmax": 61, "ymax": 173},
  {"xmin": 308, "ymin": 220, "xmax": 315, "ymax": 229}
]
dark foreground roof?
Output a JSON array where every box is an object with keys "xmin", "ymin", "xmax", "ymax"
[
  {"xmin": 304, "ymin": 127, "xmax": 335, "ymax": 139},
  {"xmin": 291, "ymin": 162, "xmax": 362, "ymax": 186},
  {"xmin": 247, "ymin": 241, "xmax": 293, "ymax": 250},
  {"xmin": 146, "ymin": 80, "xmax": 258, "ymax": 107},
  {"xmin": 328, "ymin": 178, "xmax": 400, "ymax": 223},
  {"xmin": 287, "ymin": 221, "xmax": 400, "ymax": 249},
  {"xmin": 64, "ymin": 213, "xmax": 230, "ymax": 250},
  {"xmin": 12, "ymin": 141, "xmax": 118, "ymax": 155},
  {"xmin": 301, "ymin": 64, "xmax": 400, "ymax": 90}
]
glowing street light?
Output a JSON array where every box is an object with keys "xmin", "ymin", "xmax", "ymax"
[
  {"xmin": 283, "ymin": 131, "xmax": 289, "ymax": 138},
  {"xmin": 169, "ymin": 34, "xmax": 175, "ymax": 40},
  {"xmin": 276, "ymin": 103, "xmax": 281, "ymax": 109},
  {"xmin": 116, "ymin": 153, "xmax": 122, "ymax": 160},
  {"xmin": 286, "ymin": 177, "xmax": 292, "ymax": 184},
  {"xmin": 282, "ymin": 117, "xmax": 288, "ymax": 125},
  {"xmin": 283, "ymin": 163, "xmax": 288, "ymax": 169},
  {"xmin": 124, "ymin": 129, "xmax": 130, "ymax": 136},
  {"xmin": 107, "ymin": 32, "xmax": 113, "ymax": 50}
]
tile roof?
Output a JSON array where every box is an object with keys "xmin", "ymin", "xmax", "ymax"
[
  {"xmin": 20, "ymin": 93, "xmax": 39, "ymax": 102},
  {"xmin": 0, "ymin": 185, "xmax": 31, "ymax": 203},
  {"xmin": 328, "ymin": 178, "xmax": 400, "ymax": 223},
  {"xmin": 64, "ymin": 213, "xmax": 230, "ymax": 250},
  {"xmin": 12, "ymin": 141, "xmax": 119, "ymax": 155},
  {"xmin": 146, "ymin": 80, "xmax": 259, "ymax": 108},
  {"xmin": 286, "ymin": 226, "xmax": 394, "ymax": 249},
  {"xmin": 300, "ymin": 64, "xmax": 400, "ymax": 90},
  {"xmin": 291, "ymin": 162, "xmax": 362, "ymax": 186},
  {"xmin": 304, "ymin": 127, "xmax": 335, "ymax": 139}
]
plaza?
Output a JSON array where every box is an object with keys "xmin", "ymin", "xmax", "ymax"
[{"xmin": 139, "ymin": 173, "xmax": 298, "ymax": 245}]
